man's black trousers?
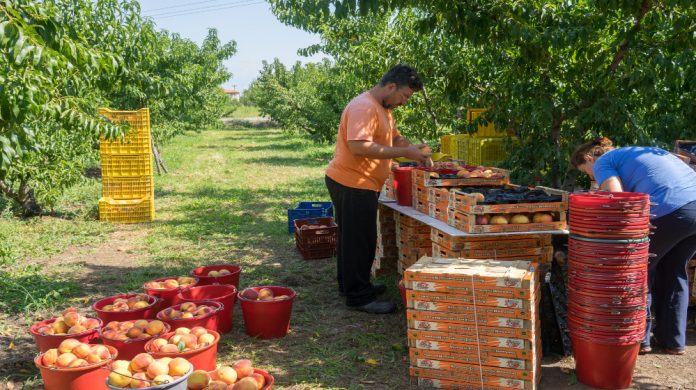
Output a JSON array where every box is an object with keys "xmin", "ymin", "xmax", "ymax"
[{"xmin": 325, "ymin": 175, "xmax": 380, "ymax": 307}]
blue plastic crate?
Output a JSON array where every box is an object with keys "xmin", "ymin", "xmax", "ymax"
[{"xmin": 288, "ymin": 201, "xmax": 333, "ymax": 233}]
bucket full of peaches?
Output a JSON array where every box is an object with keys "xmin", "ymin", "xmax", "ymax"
[
  {"xmin": 145, "ymin": 327, "xmax": 220, "ymax": 371},
  {"xmin": 93, "ymin": 293, "xmax": 160, "ymax": 322},
  {"xmin": 190, "ymin": 264, "xmax": 242, "ymax": 288},
  {"xmin": 100, "ymin": 319, "xmax": 170, "ymax": 361},
  {"xmin": 30, "ymin": 307, "xmax": 102, "ymax": 352},
  {"xmin": 143, "ymin": 276, "xmax": 199, "ymax": 311},
  {"xmin": 186, "ymin": 359, "xmax": 274, "ymax": 389},
  {"xmin": 157, "ymin": 300, "xmax": 223, "ymax": 332},
  {"xmin": 34, "ymin": 338, "xmax": 117, "ymax": 390},
  {"xmin": 238, "ymin": 286, "xmax": 296, "ymax": 339},
  {"xmin": 106, "ymin": 353, "xmax": 194, "ymax": 390}
]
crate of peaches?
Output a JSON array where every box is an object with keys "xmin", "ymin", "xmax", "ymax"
[
  {"xmin": 107, "ymin": 354, "xmax": 193, "ymax": 389},
  {"xmin": 30, "ymin": 307, "xmax": 102, "ymax": 352},
  {"xmin": 186, "ymin": 359, "xmax": 274, "ymax": 389}
]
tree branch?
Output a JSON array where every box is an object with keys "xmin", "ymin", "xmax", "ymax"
[{"xmin": 610, "ymin": 0, "xmax": 652, "ymax": 74}]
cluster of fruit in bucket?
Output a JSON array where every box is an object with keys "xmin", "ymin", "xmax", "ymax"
[
  {"xmin": 187, "ymin": 359, "xmax": 265, "ymax": 390},
  {"xmin": 426, "ymin": 165, "xmax": 504, "ymax": 179},
  {"xmin": 158, "ymin": 302, "xmax": 216, "ymax": 320},
  {"xmin": 101, "ymin": 320, "xmax": 167, "ymax": 341},
  {"xmin": 40, "ymin": 339, "xmax": 112, "ymax": 368},
  {"xmin": 460, "ymin": 187, "xmax": 563, "ymax": 204},
  {"xmin": 150, "ymin": 327, "xmax": 215, "ymax": 353},
  {"xmin": 102, "ymin": 294, "xmax": 153, "ymax": 312},
  {"xmin": 108, "ymin": 354, "xmax": 192, "ymax": 388},
  {"xmin": 145, "ymin": 276, "xmax": 197, "ymax": 290},
  {"xmin": 240, "ymin": 287, "xmax": 290, "ymax": 301},
  {"xmin": 35, "ymin": 308, "xmax": 100, "ymax": 335},
  {"xmin": 207, "ymin": 268, "xmax": 234, "ymax": 277}
]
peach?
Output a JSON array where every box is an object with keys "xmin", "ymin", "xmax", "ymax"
[
  {"xmin": 175, "ymin": 327, "xmax": 191, "ymax": 335},
  {"xmin": 257, "ymin": 288, "xmax": 274, "ymax": 300},
  {"xmin": 52, "ymin": 320, "xmax": 69, "ymax": 334},
  {"xmin": 152, "ymin": 338, "xmax": 168, "ymax": 350},
  {"xmin": 42, "ymin": 349, "xmax": 59, "ymax": 366},
  {"xmin": 208, "ymin": 380, "xmax": 230, "ymax": 390},
  {"xmin": 86, "ymin": 353, "xmax": 102, "ymax": 364},
  {"xmin": 187, "ymin": 370, "xmax": 211, "ymax": 390},
  {"xmin": 132, "ymin": 301, "xmax": 150, "ymax": 309},
  {"xmin": 168, "ymin": 357, "xmax": 191, "ymax": 376},
  {"xmin": 68, "ymin": 358, "xmax": 88, "ymax": 368},
  {"xmin": 181, "ymin": 334, "xmax": 198, "ymax": 349},
  {"xmin": 81, "ymin": 318, "xmax": 101, "ymax": 329},
  {"xmin": 63, "ymin": 311, "xmax": 81, "ymax": 327},
  {"xmin": 217, "ymin": 366, "xmax": 238, "ymax": 384},
  {"xmin": 146, "ymin": 320, "xmax": 165, "ymax": 335},
  {"xmin": 58, "ymin": 338, "xmax": 81, "ymax": 354},
  {"xmin": 91, "ymin": 345, "xmax": 111, "ymax": 360},
  {"xmin": 129, "ymin": 372, "xmax": 150, "ymax": 388},
  {"xmin": 219, "ymin": 269, "xmax": 231, "ymax": 275},
  {"xmin": 190, "ymin": 326, "xmax": 207, "ymax": 337},
  {"xmin": 126, "ymin": 327, "xmax": 143, "ymax": 338},
  {"xmin": 251, "ymin": 372, "xmax": 265, "ymax": 389},
  {"xmin": 169, "ymin": 310, "xmax": 182, "ymax": 320},
  {"xmin": 180, "ymin": 302, "xmax": 197, "ymax": 312},
  {"xmin": 241, "ymin": 288, "xmax": 258, "ymax": 300},
  {"xmin": 36, "ymin": 325, "xmax": 54, "ymax": 335},
  {"xmin": 170, "ymin": 334, "xmax": 183, "ymax": 345},
  {"xmin": 163, "ymin": 279, "xmax": 179, "ymax": 289},
  {"xmin": 232, "ymin": 359, "xmax": 254, "ymax": 378},
  {"xmin": 181, "ymin": 312, "xmax": 194, "ymax": 319},
  {"xmin": 147, "ymin": 360, "xmax": 169, "ymax": 378},
  {"xmin": 108, "ymin": 368, "xmax": 132, "ymax": 388},
  {"xmin": 233, "ymin": 377, "xmax": 259, "ymax": 390},
  {"xmin": 208, "ymin": 270, "xmax": 220, "ymax": 277},
  {"xmin": 62, "ymin": 307, "xmax": 79, "ymax": 315},
  {"xmin": 158, "ymin": 357, "xmax": 173, "ymax": 366},
  {"xmin": 195, "ymin": 306, "xmax": 213, "ymax": 316},
  {"xmin": 198, "ymin": 333, "xmax": 215, "ymax": 345},
  {"xmin": 67, "ymin": 325, "xmax": 87, "ymax": 334},
  {"xmin": 127, "ymin": 296, "xmax": 142, "ymax": 308},
  {"xmin": 146, "ymin": 281, "xmax": 162, "ymax": 289},
  {"xmin": 111, "ymin": 360, "xmax": 131, "ymax": 371},
  {"xmin": 114, "ymin": 298, "xmax": 128, "ymax": 304},
  {"xmin": 129, "ymin": 353, "xmax": 154, "ymax": 372},
  {"xmin": 153, "ymin": 374, "xmax": 175, "ymax": 385},
  {"xmin": 56, "ymin": 352, "xmax": 77, "ymax": 368},
  {"xmin": 133, "ymin": 319, "xmax": 149, "ymax": 329},
  {"xmin": 178, "ymin": 277, "xmax": 196, "ymax": 285},
  {"xmin": 72, "ymin": 343, "xmax": 91, "ymax": 359},
  {"xmin": 160, "ymin": 344, "xmax": 179, "ymax": 353}
]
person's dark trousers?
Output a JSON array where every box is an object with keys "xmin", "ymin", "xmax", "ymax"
[
  {"xmin": 643, "ymin": 201, "xmax": 696, "ymax": 351},
  {"xmin": 325, "ymin": 175, "xmax": 380, "ymax": 307}
]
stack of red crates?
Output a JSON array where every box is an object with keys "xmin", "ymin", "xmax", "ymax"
[
  {"xmin": 294, "ymin": 217, "xmax": 337, "ymax": 260},
  {"xmin": 396, "ymin": 214, "xmax": 432, "ymax": 273},
  {"xmin": 405, "ymin": 257, "xmax": 542, "ymax": 389}
]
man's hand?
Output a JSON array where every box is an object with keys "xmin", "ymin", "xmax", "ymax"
[{"xmin": 405, "ymin": 144, "xmax": 432, "ymax": 166}]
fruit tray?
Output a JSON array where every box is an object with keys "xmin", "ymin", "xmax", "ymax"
[
  {"xmin": 430, "ymin": 229, "xmax": 552, "ymax": 251},
  {"xmin": 448, "ymin": 209, "xmax": 567, "ymax": 234},
  {"xmin": 449, "ymin": 185, "xmax": 568, "ymax": 214},
  {"xmin": 412, "ymin": 166, "xmax": 509, "ymax": 187}
]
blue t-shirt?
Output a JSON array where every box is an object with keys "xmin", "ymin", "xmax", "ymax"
[{"xmin": 593, "ymin": 147, "xmax": 696, "ymax": 218}]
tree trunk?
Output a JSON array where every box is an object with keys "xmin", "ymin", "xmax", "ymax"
[{"xmin": 0, "ymin": 179, "xmax": 42, "ymax": 217}]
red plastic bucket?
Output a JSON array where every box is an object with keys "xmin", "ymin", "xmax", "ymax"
[
  {"xmin": 99, "ymin": 320, "xmax": 171, "ymax": 361},
  {"xmin": 572, "ymin": 337, "xmax": 640, "ymax": 389},
  {"xmin": 190, "ymin": 264, "xmax": 242, "ymax": 288},
  {"xmin": 176, "ymin": 285, "xmax": 237, "ymax": 333},
  {"xmin": 156, "ymin": 300, "xmax": 223, "ymax": 332},
  {"xmin": 143, "ymin": 276, "xmax": 200, "ymax": 311},
  {"xmin": 393, "ymin": 167, "xmax": 414, "ymax": 206},
  {"xmin": 238, "ymin": 286, "xmax": 296, "ymax": 339},
  {"xmin": 92, "ymin": 294, "xmax": 159, "ymax": 323},
  {"xmin": 35, "ymin": 344, "xmax": 117, "ymax": 390},
  {"xmin": 30, "ymin": 317, "xmax": 103, "ymax": 353},
  {"xmin": 144, "ymin": 330, "xmax": 219, "ymax": 371}
]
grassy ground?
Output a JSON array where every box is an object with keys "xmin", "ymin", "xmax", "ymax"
[{"xmin": 226, "ymin": 104, "xmax": 261, "ymax": 118}]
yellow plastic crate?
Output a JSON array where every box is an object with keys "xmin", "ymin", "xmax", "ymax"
[
  {"xmin": 440, "ymin": 135, "xmax": 455, "ymax": 155},
  {"xmin": 99, "ymin": 108, "xmax": 152, "ymax": 155},
  {"xmin": 455, "ymin": 137, "xmax": 517, "ymax": 166},
  {"xmin": 99, "ymin": 196, "xmax": 154, "ymax": 223},
  {"xmin": 467, "ymin": 108, "xmax": 508, "ymax": 138},
  {"xmin": 102, "ymin": 176, "xmax": 154, "ymax": 200},
  {"xmin": 100, "ymin": 154, "xmax": 153, "ymax": 178}
]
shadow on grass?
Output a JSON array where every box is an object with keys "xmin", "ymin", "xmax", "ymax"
[{"xmin": 241, "ymin": 156, "xmax": 329, "ymax": 168}]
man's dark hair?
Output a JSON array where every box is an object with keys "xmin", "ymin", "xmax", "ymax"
[{"xmin": 380, "ymin": 64, "xmax": 423, "ymax": 91}]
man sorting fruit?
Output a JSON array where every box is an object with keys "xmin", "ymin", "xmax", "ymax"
[
  {"xmin": 325, "ymin": 64, "xmax": 431, "ymax": 314},
  {"xmin": 571, "ymin": 137, "xmax": 696, "ymax": 355}
]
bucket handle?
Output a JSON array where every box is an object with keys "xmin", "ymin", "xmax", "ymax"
[{"xmin": 101, "ymin": 366, "xmax": 182, "ymax": 388}]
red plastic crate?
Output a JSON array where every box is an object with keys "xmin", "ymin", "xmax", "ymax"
[{"xmin": 294, "ymin": 217, "xmax": 337, "ymax": 260}]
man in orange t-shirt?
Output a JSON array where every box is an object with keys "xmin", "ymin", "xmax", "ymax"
[{"xmin": 325, "ymin": 64, "xmax": 431, "ymax": 314}]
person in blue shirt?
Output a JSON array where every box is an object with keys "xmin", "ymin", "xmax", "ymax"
[{"xmin": 571, "ymin": 137, "xmax": 696, "ymax": 355}]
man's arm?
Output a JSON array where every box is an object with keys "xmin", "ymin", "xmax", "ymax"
[
  {"xmin": 393, "ymin": 135, "xmax": 411, "ymax": 148},
  {"xmin": 599, "ymin": 176, "xmax": 623, "ymax": 192},
  {"xmin": 348, "ymin": 140, "xmax": 431, "ymax": 163}
]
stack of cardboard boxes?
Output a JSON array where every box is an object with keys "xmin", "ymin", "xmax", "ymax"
[
  {"xmin": 405, "ymin": 257, "xmax": 542, "ymax": 389},
  {"xmin": 396, "ymin": 213, "xmax": 433, "ymax": 274},
  {"xmin": 372, "ymin": 203, "xmax": 399, "ymax": 276}
]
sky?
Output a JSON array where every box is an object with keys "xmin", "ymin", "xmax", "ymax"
[{"xmin": 140, "ymin": 0, "xmax": 328, "ymax": 92}]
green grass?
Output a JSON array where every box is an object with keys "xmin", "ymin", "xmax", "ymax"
[
  {"xmin": 1, "ymin": 124, "xmax": 415, "ymax": 389},
  {"xmin": 226, "ymin": 104, "xmax": 261, "ymax": 118}
]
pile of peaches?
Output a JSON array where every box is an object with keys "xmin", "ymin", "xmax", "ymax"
[
  {"xmin": 108, "ymin": 353, "xmax": 192, "ymax": 388},
  {"xmin": 34, "ymin": 307, "xmax": 100, "ymax": 335},
  {"xmin": 149, "ymin": 327, "xmax": 216, "ymax": 353},
  {"xmin": 39, "ymin": 339, "xmax": 112, "ymax": 368},
  {"xmin": 101, "ymin": 294, "xmax": 152, "ymax": 312},
  {"xmin": 145, "ymin": 276, "xmax": 197, "ymax": 290},
  {"xmin": 240, "ymin": 287, "xmax": 289, "ymax": 302},
  {"xmin": 158, "ymin": 302, "xmax": 217, "ymax": 321},
  {"xmin": 101, "ymin": 319, "xmax": 168, "ymax": 341},
  {"xmin": 207, "ymin": 269, "xmax": 233, "ymax": 277},
  {"xmin": 187, "ymin": 359, "xmax": 265, "ymax": 390}
]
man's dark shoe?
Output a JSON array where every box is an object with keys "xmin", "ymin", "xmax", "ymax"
[
  {"xmin": 351, "ymin": 301, "xmax": 396, "ymax": 314},
  {"xmin": 340, "ymin": 283, "xmax": 386, "ymax": 297}
]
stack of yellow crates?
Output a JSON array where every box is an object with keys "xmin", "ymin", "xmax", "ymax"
[{"xmin": 98, "ymin": 108, "xmax": 155, "ymax": 223}]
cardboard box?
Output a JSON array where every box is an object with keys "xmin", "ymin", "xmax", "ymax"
[
  {"xmin": 407, "ymin": 298, "xmax": 536, "ymax": 319},
  {"xmin": 407, "ymin": 309, "xmax": 535, "ymax": 329},
  {"xmin": 410, "ymin": 348, "xmax": 534, "ymax": 370},
  {"xmin": 431, "ymin": 243, "xmax": 553, "ymax": 263},
  {"xmin": 412, "ymin": 167, "xmax": 510, "ymax": 187},
  {"xmin": 409, "ymin": 337, "xmax": 540, "ymax": 360},
  {"xmin": 430, "ymin": 229, "xmax": 553, "ymax": 251},
  {"xmin": 411, "ymin": 357, "xmax": 537, "ymax": 381},
  {"xmin": 448, "ymin": 209, "xmax": 567, "ymax": 233},
  {"xmin": 406, "ymin": 290, "xmax": 534, "ymax": 310},
  {"xmin": 410, "ymin": 367, "xmax": 535, "ymax": 389},
  {"xmin": 408, "ymin": 329, "xmax": 534, "ymax": 351},
  {"xmin": 408, "ymin": 319, "xmax": 540, "ymax": 340},
  {"xmin": 449, "ymin": 186, "xmax": 567, "ymax": 215},
  {"xmin": 415, "ymin": 376, "xmax": 510, "ymax": 390}
]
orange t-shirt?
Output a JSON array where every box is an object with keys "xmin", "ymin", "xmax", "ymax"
[{"xmin": 326, "ymin": 92, "xmax": 401, "ymax": 192}]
